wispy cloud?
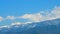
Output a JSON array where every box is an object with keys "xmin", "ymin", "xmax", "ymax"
[
  {"xmin": 11, "ymin": 22, "xmax": 32, "ymax": 26},
  {"xmin": 0, "ymin": 25, "xmax": 10, "ymax": 28},
  {"xmin": 51, "ymin": 6, "xmax": 60, "ymax": 18},
  {"xmin": 20, "ymin": 13, "xmax": 41, "ymax": 22},
  {"xmin": 0, "ymin": 16, "xmax": 3, "ymax": 22},
  {"xmin": 20, "ymin": 6, "xmax": 60, "ymax": 22},
  {"xmin": 11, "ymin": 22, "xmax": 22, "ymax": 26},
  {"xmin": 0, "ymin": 6, "xmax": 60, "ymax": 22},
  {"xmin": 0, "ymin": 6, "xmax": 60, "ymax": 28},
  {"xmin": 6, "ymin": 16, "xmax": 16, "ymax": 20},
  {"xmin": 0, "ymin": 22, "xmax": 33, "ymax": 28}
]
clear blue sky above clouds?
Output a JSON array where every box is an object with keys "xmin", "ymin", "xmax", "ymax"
[
  {"xmin": 0, "ymin": 0, "xmax": 60, "ymax": 17},
  {"xmin": 0, "ymin": 0, "xmax": 60, "ymax": 26}
]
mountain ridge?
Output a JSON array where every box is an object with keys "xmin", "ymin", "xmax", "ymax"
[{"xmin": 0, "ymin": 18, "xmax": 60, "ymax": 34}]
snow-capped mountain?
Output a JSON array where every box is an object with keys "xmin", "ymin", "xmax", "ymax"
[{"xmin": 0, "ymin": 18, "xmax": 60, "ymax": 34}]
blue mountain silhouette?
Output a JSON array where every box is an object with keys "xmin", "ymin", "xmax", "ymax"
[{"xmin": 0, "ymin": 18, "xmax": 60, "ymax": 34}]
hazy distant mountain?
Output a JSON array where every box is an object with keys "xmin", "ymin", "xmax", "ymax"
[{"xmin": 0, "ymin": 18, "xmax": 60, "ymax": 34}]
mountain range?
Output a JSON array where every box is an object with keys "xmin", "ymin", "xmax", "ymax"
[{"xmin": 0, "ymin": 18, "xmax": 60, "ymax": 34}]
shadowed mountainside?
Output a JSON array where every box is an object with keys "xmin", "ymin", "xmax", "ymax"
[{"xmin": 0, "ymin": 18, "xmax": 60, "ymax": 34}]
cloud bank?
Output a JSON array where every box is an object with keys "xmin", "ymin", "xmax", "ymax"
[
  {"xmin": 20, "ymin": 13, "xmax": 41, "ymax": 22},
  {"xmin": 0, "ymin": 6, "xmax": 60, "ymax": 22},
  {"xmin": 20, "ymin": 6, "xmax": 60, "ymax": 22},
  {"xmin": 0, "ymin": 6, "xmax": 60, "ymax": 28}
]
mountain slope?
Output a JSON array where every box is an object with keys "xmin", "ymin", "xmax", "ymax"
[{"xmin": 0, "ymin": 18, "xmax": 60, "ymax": 34}]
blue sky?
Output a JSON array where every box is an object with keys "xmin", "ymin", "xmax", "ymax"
[
  {"xmin": 0, "ymin": 0, "xmax": 60, "ymax": 26},
  {"xmin": 0, "ymin": 0, "xmax": 60, "ymax": 16}
]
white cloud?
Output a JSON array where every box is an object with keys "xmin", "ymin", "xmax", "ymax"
[
  {"xmin": 6, "ymin": 16, "xmax": 15, "ymax": 20},
  {"xmin": 11, "ymin": 22, "xmax": 33, "ymax": 26},
  {"xmin": 0, "ymin": 16, "xmax": 3, "ymax": 22},
  {"xmin": 24, "ymin": 22, "xmax": 32, "ymax": 24},
  {"xmin": 51, "ymin": 6, "xmax": 60, "ymax": 18},
  {"xmin": 0, "ymin": 25, "xmax": 10, "ymax": 28},
  {"xmin": 0, "ymin": 6, "xmax": 60, "ymax": 22},
  {"xmin": 0, "ymin": 6, "xmax": 60, "ymax": 28},
  {"xmin": 11, "ymin": 22, "xmax": 22, "ymax": 25},
  {"xmin": 20, "ymin": 13, "xmax": 42, "ymax": 22},
  {"xmin": 19, "ymin": 6, "xmax": 60, "ymax": 22},
  {"xmin": 0, "ymin": 21, "xmax": 35, "ymax": 28}
]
